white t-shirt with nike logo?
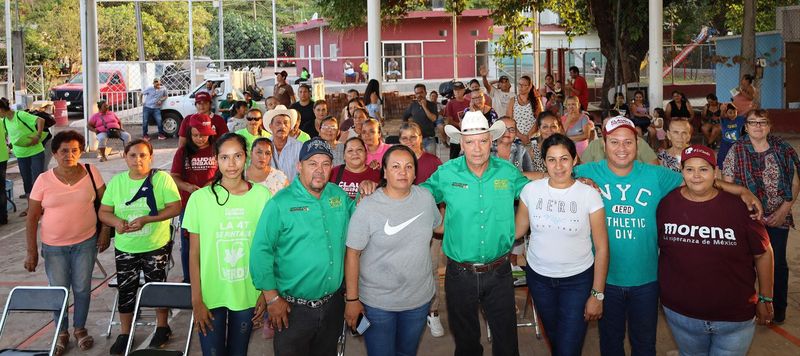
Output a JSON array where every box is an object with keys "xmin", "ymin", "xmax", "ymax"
[{"xmin": 346, "ymin": 185, "xmax": 442, "ymax": 311}]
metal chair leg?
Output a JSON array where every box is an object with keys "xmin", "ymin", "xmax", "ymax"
[
  {"xmin": 105, "ymin": 290, "xmax": 118, "ymax": 338},
  {"xmin": 337, "ymin": 320, "xmax": 347, "ymax": 356}
]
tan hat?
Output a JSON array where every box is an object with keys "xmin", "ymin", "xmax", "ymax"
[{"xmin": 444, "ymin": 111, "xmax": 506, "ymax": 141}]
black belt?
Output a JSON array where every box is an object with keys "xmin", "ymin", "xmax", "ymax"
[
  {"xmin": 450, "ymin": 254, "xmax": 510, "ymax": 273},
  {"xmin": 283, "ymin": 292, "xmax": 336, "ymax": 309}
]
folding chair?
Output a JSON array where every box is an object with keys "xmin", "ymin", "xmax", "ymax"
[
  {"xmin": 5, "ymin": 179, "xmax": 16, "ymax": 213},
  {"xmin": 105, "ymin": 274, "xmax": 152, "ymax": 338},
  {"xmin": 106, "ymin": 220, "xmax": 180, "ymax": 337},
  {"xmin": 0, "ymin": 286, "xmax": 69, "ymax": 356},
  {"xmin": 124, "ymin": 282, "xmax": 193, "ymax": 356}
]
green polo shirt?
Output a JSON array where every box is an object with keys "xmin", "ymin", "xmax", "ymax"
[
  {"xmin": 421, "ymin": 156, "xmax": 529, "ymax": 264},
  {"xmin": 250, "ymin": 178, "xmax": 355, "ymax": 300}
]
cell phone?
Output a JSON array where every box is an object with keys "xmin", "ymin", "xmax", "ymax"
[{"xmin": 351, "ymin": 313, "xmax": 371, "ymax": 336}]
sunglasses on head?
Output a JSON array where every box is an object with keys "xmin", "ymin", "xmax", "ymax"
[{"xmin": 246, "ymin": 116, "xmax": 262, "ymax": 121}]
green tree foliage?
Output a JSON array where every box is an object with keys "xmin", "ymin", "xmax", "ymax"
[
  {"xmin": 206, "ymin": 11, "xmax": 274, "ymax": 60},
  {"xmin": 21, "ymin": 0, "xmax": 82, "ymax": 80},
  {"xmin": 723, "ymin": 0, "xmax": 799, "ymax": 34}
]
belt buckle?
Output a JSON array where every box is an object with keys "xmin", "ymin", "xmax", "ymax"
[
  {"xmin": 471, "ymin": 263, "xmax": 486, "ymax": 273},
  {"xmin": 308, "ymin": 300, "xmax": 322, "ymax": 308}
]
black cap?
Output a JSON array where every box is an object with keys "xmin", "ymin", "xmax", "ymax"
[
  {"xmin": 499, "ymin": 75, "xmax": 510, "ymax": 82},
  {"xmin": 299, "ymin": 137, "xmax": 334, "ymax": 161},
  {"xmin": 452, "ymin": 81, "xmax": 465, "ymax": 90},
  {"xmin": 275, "ymin": 70, "xmax": 288, "ymax": 77}
]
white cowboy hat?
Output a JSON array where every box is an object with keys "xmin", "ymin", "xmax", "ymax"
[
  {"xmin": 263, "ymin": 105, "xmax": 299, "ymax": 131},
  {"xmin": 445, "ymin": 111, "xmax": 506, "ymax": 141}
]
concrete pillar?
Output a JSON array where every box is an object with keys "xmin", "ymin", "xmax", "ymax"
[
  {"xmin": 648, "ymin": 0, "xmax": 664, "ymax": 110},
  {"xmin": 319, "ymin": 27, "xmax": 325, "ymax": 76},
  {"xmin": 272, "ymin": 0, "xmax": 278, "ymax": 73},
  {"xmin": 367, "ymin": 0, "xmax": 381, "ymax": 85},
  {"xmin": 218, "ymin": 0, "xmax": 224, "ymax": 69},
  {"xmin": 189, "ymin": 0, "xmax": 196, "ymax": 89},
  {"xmin": 80, "ymin": 0, "xmax": 100, "ymax": 149},
  {"xmin": 5, "ymin": 0, "xmax": 12, "ymax": 99}
]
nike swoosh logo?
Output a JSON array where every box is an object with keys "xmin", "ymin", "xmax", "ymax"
[{"xmin": 384, "ymin": 212, "xmax": 424, "ymax": 236}]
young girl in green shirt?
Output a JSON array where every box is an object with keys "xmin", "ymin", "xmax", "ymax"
[{"xmin": 183, "ymin": 133, "xmax": 270, "ymax": 356}]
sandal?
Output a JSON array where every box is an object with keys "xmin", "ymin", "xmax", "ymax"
[
  {"xmin": 55, "ymin": 331, "xmax": 69, "ymax": 356},
  {"xmin": 73, "ymin": 328, "xmax": 94, "ymax": 351}
]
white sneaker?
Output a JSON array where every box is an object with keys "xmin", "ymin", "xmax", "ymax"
[{"xmin": 427, "ymin": 313, "xmax": 445, "ymax": 337}]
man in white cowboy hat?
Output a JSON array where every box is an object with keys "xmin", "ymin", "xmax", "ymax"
[
  {"xmin": 266, "ymin": 105, "xmax": 304, "ymax": 179},
  {"xmin": 419, "ymin": 111, "xmax": 531, "ymax": 356}
]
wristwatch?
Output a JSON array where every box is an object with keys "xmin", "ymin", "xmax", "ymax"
[{"xmin": 591, "ymin": 289, "xmax": 605, "ymax": 301}]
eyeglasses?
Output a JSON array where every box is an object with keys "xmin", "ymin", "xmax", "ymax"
[
  {"xmin": 506, "ymin": 127, "xmax": 518, "ymax": 133},
  {"xmin": 746, "ymin": 121, "xmax": 769, "ymax": 127},
  {"xmin": 320, "ymin": 125, "xmax": 337, "ymax": 130},
  {"xmin": 246, "ymin": 116, "xmax": 262, "ymax": 121}
]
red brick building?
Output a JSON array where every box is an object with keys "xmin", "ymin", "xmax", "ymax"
[{"xmin": 284, "ymin": 9, "xmax": 494, "ymax": 82}]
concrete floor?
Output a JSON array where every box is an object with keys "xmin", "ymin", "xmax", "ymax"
[{"xmin": 0, "ymin": 132, "xmax": 799, "ymax": 355}]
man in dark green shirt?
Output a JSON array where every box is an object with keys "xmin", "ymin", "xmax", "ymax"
[
  {"xmin": 424, "ymin": 111, "xmax": 529, "ymax": 356},
  {"xmin": 250, "ymin": 137, "xmax": 354, "ymax": 356}
]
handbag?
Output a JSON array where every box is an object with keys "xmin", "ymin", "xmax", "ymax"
[
  {"xmin": 106, "ymin": 128, "xmax": 122, "ymax": 139},
  {"xmin": 98, "ymin": 113, "xmax": 123, "ymax": 139},
  {"xmin": 85, "ymin": 163, "xmax": 114, "ymax": 239}
]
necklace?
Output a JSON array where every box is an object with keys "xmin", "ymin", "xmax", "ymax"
[{"xmin": 55, "ymin": 167, "xmax": 84, "ymax": 186}]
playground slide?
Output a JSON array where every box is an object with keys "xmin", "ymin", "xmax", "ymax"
[{"xmin": 661, "ymin": 26, "xmax": 715, "ymax": 78}]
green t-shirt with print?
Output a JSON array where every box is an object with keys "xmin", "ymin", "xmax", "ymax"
[
  {"xmin": 101, "ymin": 170, "xmax": 181, "ymax": 253},
  {"xmin": 4, "ymin": 111, "xmax": 45, "ymax": 158},
  {"xmin": 183, "ymin": 183, "xmax": 272, "ymax": 311}
]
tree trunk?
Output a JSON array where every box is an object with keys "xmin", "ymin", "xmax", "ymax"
[
  {"xmin": 740, "ymin": 0, "xmax": 756, "ymax": 78},
  {"xmin": 590, "ymin": 0, "xmax": 650, "ymax": 108}
]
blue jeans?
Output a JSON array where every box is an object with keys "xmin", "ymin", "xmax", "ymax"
[
  {"xmin": 422, "ymin": 137, "xmax": 437, "ymax": 155},
  {"xmin": 97, "ymin": 131, "xmax": 132, "ymax": 147},
  {"xmin": 766, "ymin": 227, "xmax": 789, "ymax": 311},
  {"xmin": 599, "ymin": 282, "xmax": 659, "ymax": 356},
  {"xmin": 41, "ymin": 236, "xmax": 97, "ymax": 331},
  {"xmin": 142, "ymin": 106, "xmax": 163, "ymax": 137},
  {"xmin": 525, "ymin": 265, "xmax": 593, "ymax": 356},
  {"xmin": 198, "ymin": 307, "xmax": 255, "ymax": 356},
  {"xmin": 663, "ymin": 306, "xmax": 755, "ymax": 356},
  {"xmin": 17, "ymin": 151, "xmax": 45, "ymax": 196},
  {"xmin": 363, "ymin": 302, "xmax": 430, "ymax": 356}
]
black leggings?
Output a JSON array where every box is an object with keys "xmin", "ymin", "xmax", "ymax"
[{"xmin": 114, "ymin": 244, "xmax": 170, "ymax": 313}]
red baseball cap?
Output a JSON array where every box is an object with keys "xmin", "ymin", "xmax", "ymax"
[
  {"xmin": 681, "ymin": 145, "xmax": 716, "ymax": 167},
  {"xmin": 603, "ymin": 116, "xmax": 637, "ymax": 137},
  {"xmin": 188, "ymin": 114, "xmax": 216, "ymax": 136},
  {"xmin": 195, "ymin": 91, "xmax": 212, "ymax": 103}
]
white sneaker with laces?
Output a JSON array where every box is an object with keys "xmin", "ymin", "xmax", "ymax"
[{"xmin": 427, "ymin": 313, "xmax": 445, "ymax": 337}]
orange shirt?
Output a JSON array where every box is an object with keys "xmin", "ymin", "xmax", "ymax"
[{"xmin": 29, "ymin": 165, "xmax": 104, "ymax": 246}]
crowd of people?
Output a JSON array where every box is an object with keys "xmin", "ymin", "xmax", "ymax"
[{"xmin": 9, "ymin": 65, "xmax": 793, "ymax": 356}]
